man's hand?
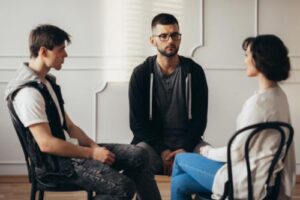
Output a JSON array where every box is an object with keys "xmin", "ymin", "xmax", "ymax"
[
  {"xmin": 91, "ymin": 146, "xmax": 116, "ymax": 165},
  {"xmin": 161, "ymin": 149, "xmax": 186, "ymax": 176},
  {"xmin": 161, "ymin": 150, "xmax": 173, "ymax": 175},
  {"xmin": 165, "ymin": 148, "xmax": 185, "ymax": 161}
]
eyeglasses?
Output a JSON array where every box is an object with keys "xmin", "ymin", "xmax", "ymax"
[{"xmin": 153, "ymin": 32, "xmax": 182, "ymax": 41}]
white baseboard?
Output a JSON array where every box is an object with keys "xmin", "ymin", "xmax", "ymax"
[
  {"xmin": 0, "ymin": 164, "xmax": 27, "ymax": 175},
  {"xmin": 1, "ymin": 163, "xmax": 300, "ymax": 176}
]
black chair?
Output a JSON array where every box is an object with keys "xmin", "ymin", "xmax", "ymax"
[
  {"xmin": 196, "ymin": 121, "xmax": 293, "ymax": 200},
  {"xmin": 7, "ymin": 96, "xmax": 94, "ymax": 200}
]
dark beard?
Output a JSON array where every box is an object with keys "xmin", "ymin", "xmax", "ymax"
[{"xmin": 157, "ymin": 47, "xmax": 179, "ymax": 58}]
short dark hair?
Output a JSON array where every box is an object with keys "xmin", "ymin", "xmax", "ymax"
[
  {"xmin": 242, "ymin": 34, "xmax": 290, "ymax": 81},
  {"xmin": 151, "ymin": 13, "xmax": 179, "ymax": 30},
  {"xmin": 29, "ymin": 24, "xmax": 71, "ymax": 58}
]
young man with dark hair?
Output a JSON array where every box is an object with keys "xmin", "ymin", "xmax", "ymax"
[
  {"xmin": 5, "ymin": 24, "xmax": 161, "ymax": 200},
  {"xmin": 129, "ymin": 13, "xmax": 208, "ymax": 175}
]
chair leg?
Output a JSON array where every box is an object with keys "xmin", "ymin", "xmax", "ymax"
[
  {"xmin": 87, "ymin": 190, "xmax": 93, "ymax": 200},
  {"xmin": 30, "ymin": 185, "xmax": 37, "ymax": 200},
  {"xmin": 38, "ymin": 190, "xmax": 44, "ymax": 200}
]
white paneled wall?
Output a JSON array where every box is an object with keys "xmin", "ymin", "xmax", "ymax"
[
  {"xmin": 0, "ymin": 0, "xmax": 299, "ymax": 175},
  {"xmin": 199, "ymin": 0, "xmax": 300, "ymax": 174}
]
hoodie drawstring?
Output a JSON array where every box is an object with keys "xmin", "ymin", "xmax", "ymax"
[
  {"xmin": 186, "ymin": 73, "xmax": 192, "ymax": 120},
  {"xmin": 149, "ymin": 73, "xmax": 153, "ymax": 120}
]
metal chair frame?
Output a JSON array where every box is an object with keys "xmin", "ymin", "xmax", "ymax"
[{"xmin": 196, "ymin": 121, "xmax": 293, "ymax": 200}]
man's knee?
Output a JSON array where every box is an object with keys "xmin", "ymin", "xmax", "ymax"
[
  {"xmin": 129, "ymin": 145, "xmax": 149, "ymax": 166},
  {"xmin": 136, "ymin": 141, "xmax": 151, "ymax": 149},
  {"xmin": 136, "ymin": 142, "xmax": 163, "ymax": 174}
]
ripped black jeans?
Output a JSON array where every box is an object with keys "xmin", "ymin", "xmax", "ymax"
[{"xmin": 48, "ymin": 144, "xmax": 161, "ymax": 200}]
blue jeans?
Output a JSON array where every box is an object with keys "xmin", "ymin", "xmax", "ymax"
[{"xmin": 171, "ymin": 153, "xmax": 224, "ymax": 200}]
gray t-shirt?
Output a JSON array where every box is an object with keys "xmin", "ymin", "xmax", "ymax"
[{"xmin": 154, "ymin": 62, "xmax": 188, "ymax": 150}]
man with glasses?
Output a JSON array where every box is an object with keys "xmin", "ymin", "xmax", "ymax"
[{"xmin": 129, "ymin": 13, "xmax": 208, "ymax": 175}]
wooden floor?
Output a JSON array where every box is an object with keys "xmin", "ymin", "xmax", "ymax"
[{"xmin": 0, "ymin": 175, "xmax": 299, "ymax": 200}]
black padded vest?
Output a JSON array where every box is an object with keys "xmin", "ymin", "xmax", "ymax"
[{"xmin": 7, "ymin": 76, "xmax": 74, "ymax": 179}]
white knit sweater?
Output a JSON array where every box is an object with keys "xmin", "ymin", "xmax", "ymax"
[{"xmin": 201, "ymin": 87, "xmax": 296, "ymax": 200}]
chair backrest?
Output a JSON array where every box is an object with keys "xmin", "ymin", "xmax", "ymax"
[
  {"xmin": 225, "ymin": 122, "xmax": 294, "ymax": 200},
  {"xmin": 7, "ymin": 95, "xmax": 36, "ymax": 184},
  {"xmin": 7, "ymin": 96, "xmax": 94, "ymax": 199}
]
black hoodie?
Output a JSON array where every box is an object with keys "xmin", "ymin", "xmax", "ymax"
[{"xmin": 129, "ymin": 55, "xmax": 208, "ymax": 154}]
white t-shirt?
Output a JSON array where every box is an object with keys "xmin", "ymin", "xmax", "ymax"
[
  {"xmin": 13, "ymin": 80, "xmax": 78, "ymax": 144},
  {"xmin": 13, "ymin": 81, "xmax": 63, "ymax": 127}
]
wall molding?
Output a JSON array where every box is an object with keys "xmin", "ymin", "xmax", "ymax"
[
  {"xmin": 0, "ymin": 55, "xmax": 146, "ymax": 71},
  {"xmin": 256, "ymin": 0, "xmax": 300, "ymax": 58},
  {"xmin": 0, "ymin": 161, "xmax": 25, "ymax": 165},
  {"xmin": 254, "ymin": 0, "xmax": 258, "ymax": 36},
  {"xmin": 290, "ymin": 55, "xmax": 300, "ymax": 58},
  {"xmin": 190, "ymin": 0, "xmax": 259, "ymax": 56},
  {"xmin": 1, "ymin": 67, "xmax": 300, "ymax": 72},
  {"xmin": 0, "ymin": 68, "xmax": 133, "ymax": 72},
  {"xmin": 92, "ymin": 81, "xmax": 132, "ymax": 144},
  {"xmin": 190, "ymin": 0, "xmax": 204, "ymax": 57},
  {"xmin": 0, "ymin": 55, "xmax": 147, "ymax": 58},
  {"xmin": 93, "ymin": 82, "xmax": 108, "ymax": 142}
]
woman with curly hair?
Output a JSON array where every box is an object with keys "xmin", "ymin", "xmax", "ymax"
[{"xmin": 171, "ymin": 35, "xmax": 296, "ymax": 200}]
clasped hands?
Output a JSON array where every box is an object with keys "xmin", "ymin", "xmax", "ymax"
[{"xmin": 161, "ymin": 149, "xmax": 185, "ymax": 176}]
